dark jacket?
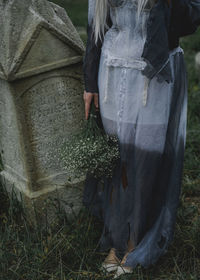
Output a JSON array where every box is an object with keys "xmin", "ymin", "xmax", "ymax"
[{"xmin": 83, "ymin": 0, "xmax": 200, "ymax": 93}]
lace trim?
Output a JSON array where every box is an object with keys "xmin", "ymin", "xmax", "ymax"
[
  {"xmin": 102, "ymin": 52, "xmax": 148, "ymax": 107},
  {"xmin": 118, "ymin": 68, "xmax": 127, "ymax": 134},
  {"xmin": 102, "ymin": 46, "xmax": 184, "ymax": 108},
  {"xmin": 103, "ymin": 53, "xmax": 147, "ymax": 70}
]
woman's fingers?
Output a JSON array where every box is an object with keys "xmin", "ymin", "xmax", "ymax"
[
  {"xmin": 94, "ymin": 93, "xmax": 99, "ymax": 110},
  {"xmin": 83, "ymin": 91, "xmax": 99, "ymax": 119},
  {"xmin": 83, "ymin": 91, "xmax": 93, "ymax": 120}
]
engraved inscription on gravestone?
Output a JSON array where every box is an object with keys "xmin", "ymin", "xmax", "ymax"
[{"xmin": 22, "ymin": 75, "xmax": 84, "ymax": 186}]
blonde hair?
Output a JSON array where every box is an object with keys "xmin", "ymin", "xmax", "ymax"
[{"xmin": 93, "ymin": 0, "xmax": 151, "ymax": 44}]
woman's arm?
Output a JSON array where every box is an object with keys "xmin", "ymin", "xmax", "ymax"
[
  {"xmin": 83, "ymin": 0, "xmax": 112, "ymax": 93},
  {"xmin": 83, "ymin": 0, "xmax": 112, "ymax": 119},
  {"xmin": 83, "ymin": 21, "xmax": 103, "ymax": 94},
  {"xmin": 171, "ymin": 0, "xmax": 200, "ymax": 37}
]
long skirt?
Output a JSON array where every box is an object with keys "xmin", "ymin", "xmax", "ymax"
[{"xmin": 83, "ymin": 46, "xmax": 188, "ymax": 268}]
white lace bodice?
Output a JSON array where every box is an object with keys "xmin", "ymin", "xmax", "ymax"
[{"xmin": 101, "ymin": 0, "xmax": 152, "ymax": 64}]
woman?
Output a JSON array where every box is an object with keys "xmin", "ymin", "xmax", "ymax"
[{"xmin": 82, "ymin": 0, "xmax": 200, "ymax": 278}]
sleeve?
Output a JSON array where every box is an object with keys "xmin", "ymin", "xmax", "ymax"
[
  {"xmin": 83, "ymin": 0, "xmax": 112, "ymax": 94},
  {"xmin": 171, "ymin": 0, "xmax": 200, "ymax": 37}
]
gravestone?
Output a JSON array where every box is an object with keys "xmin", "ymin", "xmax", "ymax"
[{"xmin": 0, "ymin": 0, "xmax": 86, "ymax": 225}]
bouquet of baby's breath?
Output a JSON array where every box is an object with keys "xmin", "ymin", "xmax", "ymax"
[{"xmin": 59, "ymin": 100, "xmax": 120, "ymax": 179}]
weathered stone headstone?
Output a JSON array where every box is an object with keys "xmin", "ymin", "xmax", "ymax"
[{"xmin": 0, "ymin": 0, "xmax": 85, "ymax": 225}]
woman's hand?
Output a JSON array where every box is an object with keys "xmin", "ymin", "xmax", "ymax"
[{"xmin": 83, "ymin": 90, "xmax": 99, "ymax": 120}]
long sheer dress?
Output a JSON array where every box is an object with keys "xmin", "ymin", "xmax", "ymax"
[{"xmin": 83, "ymin": 0, "xmax": 188, "ymax": 268}]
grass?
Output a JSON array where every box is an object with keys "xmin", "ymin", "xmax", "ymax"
[
  {"xmin": 0, "ymin": 1, "xmax": 200, "ymax": 280},
  {"xmin": 0, "ymin": 177, "xmax": 200, "ymax": 280},
  {"xmin": 50, "ymin": 0, "xmax": 88, "ymax": 27},
  {"xmin": 0, "ymin": 174, "xmax": 200, "ymax": 280}
]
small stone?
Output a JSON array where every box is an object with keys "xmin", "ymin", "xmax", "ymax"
[{"xmin": 195, "ymin": 52, "xmax": 200, "ymax": 71}]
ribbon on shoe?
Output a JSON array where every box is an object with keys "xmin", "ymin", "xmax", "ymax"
[
  {"xmin": 101, "ymin": 248, "xmax": 121, "ymax": 273},
  {"xmin": 113, "ymin": 250, "xmax": 134, "ymax": 278}
]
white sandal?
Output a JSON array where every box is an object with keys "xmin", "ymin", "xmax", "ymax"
[
  {"xmin": 113, "ymin": 251, "xmax": 133, "ymax": 278},
  {"xmin": 101, "ymin": 248, "xmax": 120, "ymax": 272}
]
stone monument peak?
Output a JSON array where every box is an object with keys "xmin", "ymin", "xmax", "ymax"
[{"xmin": 0, "ymin": 0, "xmax": 84, "ymax": 80}]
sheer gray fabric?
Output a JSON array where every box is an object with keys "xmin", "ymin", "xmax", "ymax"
[{"xmin": 83, "ymin": 0, "xmax": 187, "ymax": 268}]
